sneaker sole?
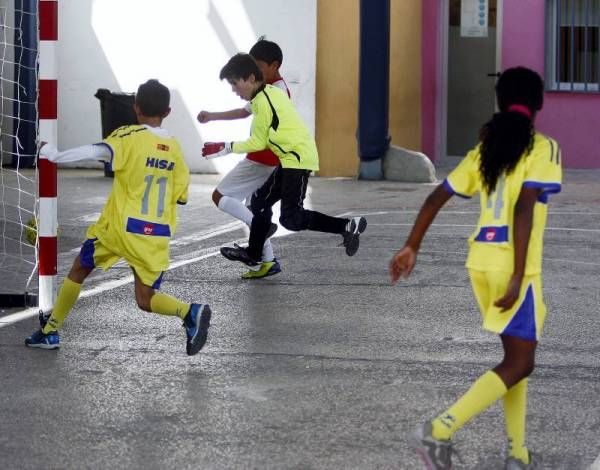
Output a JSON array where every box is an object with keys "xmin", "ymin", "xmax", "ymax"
[
  {"xmin": 409, "ymin": 432, "xmax": 436, "ymax": 470},
  {"xmin": 25, "ymin": 341, "xmax": 59, "ymax": 350},
  {"xmin": 187, "ymin": 305, "xmax": 212, "ymax": 356},
  {"xmin": 241, "ymin": 264, "xmax": 282, "ymax": 279},
  {"xmin": 409, "ymin": 427, "xmax": 451, "ymax": 470},
  {"xmin": 345, "ymin": 218, "xmax": 367, "ymax": 256}
]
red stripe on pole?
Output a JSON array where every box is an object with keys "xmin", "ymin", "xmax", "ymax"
[
  {"xmin": 38, "ymin": 236, "xmax": 57, "ymax": 275},
  {"xmin": 39, "ymin": 80, "xmax": 58, "ymax": 119},
  {"xmin": 38, "ymin": 159, "xmax": 57, "ymax": 197},
  {"xmin": 39, "ymin": 1, "xmax": 58, "ymax": 41}
]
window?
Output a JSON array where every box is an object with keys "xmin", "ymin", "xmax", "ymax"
[{"xmin": 546, "ymin": 0, "xmax": 600, "ymax": 92}]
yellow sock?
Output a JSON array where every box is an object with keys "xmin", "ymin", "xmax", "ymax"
[
  {"xmin": 150, "ymin": 293, "xmax": 190, "ymax": 320},
  {"xmin": 42, "ymin": 278, "xmax": 81, "ymax": 333},
  {"xmin": 504, "ymin": 378, "xmax": 530, "ymax": 464},
  {"xmin": 432, "ymin": 370, "xmax": 508, "ymax": 440}
]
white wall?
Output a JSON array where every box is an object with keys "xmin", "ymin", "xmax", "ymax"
[{"xmin": 58, "ymin": 0, "xmax": 317, "ymax": 173}]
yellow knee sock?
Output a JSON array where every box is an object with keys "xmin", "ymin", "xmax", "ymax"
[
  {"xmin": 42, "ymin": 278, "xmax": 81, "ymax": 333},
  {"xmin": 504, "ymin": 378, "xmax": 530, "ymax": 463},
  {"xmin": 150, "ymin": 293, "xmax": 190, "ymax": 320},
  {"xmin": 432, "ymin": 370, "xmax": 508, "ymax": 441}
]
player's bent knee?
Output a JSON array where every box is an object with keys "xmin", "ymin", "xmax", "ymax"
[
  {"xmin": 521, "ymin": 361, "xmax": 535, "ymax": 378},
  {"xmin": 280, "ymin": 212, "xmax": 306, "ymax": 232},
  {"xmin": 212, "ymin": 190, "xmax": 222, "ymax": 207}
]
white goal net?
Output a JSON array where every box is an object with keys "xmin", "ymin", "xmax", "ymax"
[{"xmin": 0, "ymin": 0, "xmax": 38, "ymax": 307}]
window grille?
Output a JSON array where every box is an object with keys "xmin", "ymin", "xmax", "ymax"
[{"xmin": 546, "ymin": 0, "xmax": 600, "ymax": 92}]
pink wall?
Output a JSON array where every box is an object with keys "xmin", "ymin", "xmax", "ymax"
[
  {"xmin": 502, "ymin": 1, "xmax": 600, "ymax": 168},
  {"xmin": 421, "ymin": 1, "xmax": 600, "ymax": 168},
  {"xmin": 421, "ymin": 0, "xmax": 441, "ymax": 162}
]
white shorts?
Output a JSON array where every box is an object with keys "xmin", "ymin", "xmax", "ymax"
[{"xmin": 216, "ymin": 159, "xmax": 276, "ymax": 202}]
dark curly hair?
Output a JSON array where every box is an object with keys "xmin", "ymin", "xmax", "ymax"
[{"xmin": 479, "ymin": 67, "xmax": 544, "ymax": 194}]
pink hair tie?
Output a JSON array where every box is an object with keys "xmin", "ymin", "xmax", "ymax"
[{"xmin": 507, "ymin": 104, "xmax": 532, "ymax": 119}]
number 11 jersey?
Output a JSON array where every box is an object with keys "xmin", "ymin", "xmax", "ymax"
[{"xmin": 87, "ymin": 124, "xmax": 190, "ymax": 271}]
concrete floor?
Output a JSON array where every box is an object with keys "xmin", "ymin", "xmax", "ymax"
[{"xmin": 1, "ymin": 166, "xmax": 599, "ymax": 469}]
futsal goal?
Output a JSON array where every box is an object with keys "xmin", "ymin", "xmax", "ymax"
[{"xmin": 0, "ymin": 0, "xmax": 57, "ymax": 311}]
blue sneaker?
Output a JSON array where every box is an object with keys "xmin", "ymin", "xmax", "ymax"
[
  {"xmin": 25, "ymin": 329, "xmax": 60, "ymax": 349},
  {"xmin": 184, "ymin": 304, "xmax": 211, "ymax": 356}
]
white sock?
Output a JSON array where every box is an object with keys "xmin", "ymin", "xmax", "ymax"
[
  {"xmin": 218, "ymin": 196, "xmax": 254, "ymax": 226},
  {"xmin": 262, "ymin": 240, "xmax": 274, "ymax": 263},
  {"xmin": 219, "ymin": 195, "xmax": 278, "ymax": 263}
]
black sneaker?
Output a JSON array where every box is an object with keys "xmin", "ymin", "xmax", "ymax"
[
  {"xmin": 342, "ymin": 216, "xmax": 367, "ymax": 256},
  {"xmin": 220, "ymin": 243, "xmax": 259, "ymax": 267},
  {"xmin": 183, "ymin": 303, "xmax": 211, "ymax": 356}
]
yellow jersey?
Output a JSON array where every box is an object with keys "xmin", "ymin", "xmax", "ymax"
[
  {"xmin": 445, "ymin": 132, "xmax": 562, "ymax": 275},
  {"xmin": 232, "ymin": 84, "xmax": 319, "ymax": 171},
  {"xmin": 87, "ymin": 125, "xmax": 190, "ymax": 271}
]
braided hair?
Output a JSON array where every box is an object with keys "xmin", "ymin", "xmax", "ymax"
[{"xmin": 479, "ymin": 67, "xmax": 544, "ymax": 194}]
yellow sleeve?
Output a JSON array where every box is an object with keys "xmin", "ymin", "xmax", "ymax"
[
  {"xmin": 444, "ymin": 147, "xmax": 481, "ymax": 198},
  {"xmin": 523, "ymin": 136, "xmax": 562, "ymax": 202},
  {"xmin": 102, "ymin": 126, "xmax": 133, "ymax": 172},
  {"xmin": 173, "ymin": 146, "xmax": 190, "ymax": 205},
  {"xmin": 231, "ymin": 97, "xmax": 270, "ymax": 154}
]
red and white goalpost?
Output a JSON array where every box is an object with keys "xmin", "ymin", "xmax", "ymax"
[
  {"xmin": 37, "ymin": 0, "xmax": 58, "ymax": 313},
  {"xmin": 0, "ymin": 0, "xmax": 57, "ymax": 311}
]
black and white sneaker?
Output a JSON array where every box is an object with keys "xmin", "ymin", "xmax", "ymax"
[
  {"xmin": 342, "ymin": 216, "xmax": 367, "ymax": 256},
  {"xmin": 220, "ymin": 243, "xmax": 260, "ymax": 267}
]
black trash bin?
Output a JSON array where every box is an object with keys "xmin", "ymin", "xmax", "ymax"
[{"xmin": 94, "ymin": 89, "xmax": 138, "ymax": 177}]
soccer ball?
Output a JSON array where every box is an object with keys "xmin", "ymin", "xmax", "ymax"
[{"xmin": 25, "ymin": 217, "xmax": 37, "ymax": 246}]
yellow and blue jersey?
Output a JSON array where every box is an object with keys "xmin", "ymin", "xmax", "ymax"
[
  {"xmin": 445, "ymin": 132, "xmax": 562, "ymax": 275},
  {"xmin": 87, "ymin": 124, "xmax": 190, "ymax": 271},
  {"xmin": 232, "ymin": 84, "xmax": 319, "ymax": 171}
]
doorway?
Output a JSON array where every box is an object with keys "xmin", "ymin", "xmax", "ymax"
[{"xmin": 443, "ymin": 0, "xmax": 501, "ymax": 159}]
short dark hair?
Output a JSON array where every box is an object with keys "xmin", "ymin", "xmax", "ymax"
[
  {"xmin": 219, "ymin": 53, "xmax": 264, "ymax": 82},
  {"xmin": 135, "ymin": 79, "xmax": 170, "ymax": 117},
  {"xmin": 249, "ymin": 39, "xmax": 283, "ymax": 66}
]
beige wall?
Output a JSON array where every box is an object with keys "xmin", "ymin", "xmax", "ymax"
[
  {"xmin": 389, "ymin": 1, "xmax": 422, "ymax": 152},
  {"xmin": 316, "ymin": 1, "xmax": 422, "ymax": 177}
]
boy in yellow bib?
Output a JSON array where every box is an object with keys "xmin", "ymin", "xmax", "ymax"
[
  {"xmin": 390, "ymin": 67, "xmax": 561, "ymax": 469},
  {"xmin": 202, "ymin": 54, "xmax": 367, "ymax": 268},
  {"xmin": 26, "ymin": 80, "xmax": 211, "ymax": 356}
]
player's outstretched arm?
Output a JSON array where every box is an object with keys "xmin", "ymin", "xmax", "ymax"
[
  {"xmin": 39, "ymin": 142, "xmax": 112, "ymax": 163},
  {"xmin": 389, "ymin": 184, "xmax": 453, "ymax": 284},
  {"xmin": 197, "ymin": 108, "xmax": 251, "ymax": 123}
]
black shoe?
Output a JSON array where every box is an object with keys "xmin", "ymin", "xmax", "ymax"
[
  {"xmin": 342, "ymin": 216, "xmax": 367, "ymax": 256},
  {"xmin": 266, "ymin": 223, "xmax": 278, "ymax": 239},
  {"xmin": 220, "ymin": 243, "xmax": 260, "ymax": 267}
]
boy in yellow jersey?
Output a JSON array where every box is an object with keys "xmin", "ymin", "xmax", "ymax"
[
  {"xmin": 197, "ymin": 39, "xmax": 290, "ymax": 279},
  {"xmin": 390, "ymin": 67, "xmax": 561, "ymax": 469},
  {"xmin": 202, "ymin": 53, "xmax": 367, "ymax": 267},
  {"xmin": 25, "ymin": 79, "xmax": 211, "ymax": 356}
]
